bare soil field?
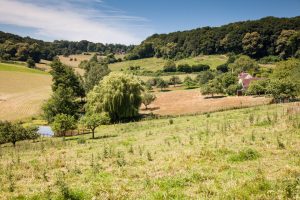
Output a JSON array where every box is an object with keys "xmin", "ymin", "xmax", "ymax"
[
  {"xmin": 0, "ymin": 71, "xmax": 52, "ymax": 121},
  {"xmin": 141, "ymin": 89, "xmax": 271, "ymax": 116},
  {"xmin": 58, "ymin": 54, "xmax": 95, "ymax": 75}
]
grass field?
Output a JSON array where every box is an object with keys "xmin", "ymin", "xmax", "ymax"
[
  {"xmin": 141, "ymin": 89, "xmax": 271, "ymax": 115},
  {"xmin": 0, "ymin": 103, "xmax": 299, "ymax": 199},
  {"xmin": 108, "ymin": 55, "xmax": 228, "ymax": 72},
  {"xmin": 0, "ymin": 63, "xmax": 51, "ymax": 121}
]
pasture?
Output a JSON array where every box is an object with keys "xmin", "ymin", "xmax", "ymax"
[
  {"xmin": 0, "ymin": 103, "xmax": 299, "ymax": 199},
  {"xmin": 108, "ymin": 55, "xmax": 228, "ymax": 72},
  {"xmin": 0, "ymin": 63, "xmax": 52, "ymax": 121},
  {"xmin": 141, "ymin": 89, "xmax": 271, "ymax": 115}
]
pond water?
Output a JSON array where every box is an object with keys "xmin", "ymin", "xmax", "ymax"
[{"xmin": 37, "ymin": 126, "xmax": 54, "ymax": 136}]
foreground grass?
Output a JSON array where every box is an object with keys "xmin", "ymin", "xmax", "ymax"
[
  {"xmin": 0, "ymin": 62, "xmax": 48, "ymax": 75},
  {"xmin": 0, "ymin": 103, "xmax": 300, "ymax": 199},
  {"xmin": 108, "ymin": 55, "xmax": 228, "ymax": 72}
]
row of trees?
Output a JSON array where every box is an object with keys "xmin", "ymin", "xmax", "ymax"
[
  {"xmin": 0, "ymin": 31, "xmax": 133, "ymax": 63},
  {"xmin": 126, "ymin": 17, "xmax": 300, "ymax": 60},
  {"xmin": 163, "ymin": 61, "xmax": 210, "ymax": 73}
]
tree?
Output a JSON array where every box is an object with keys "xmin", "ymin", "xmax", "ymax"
[
  {"xmin": 169, "ymin": 76, "xmax": 181, "ymax": 87},
  {"xmin": 141, "ymin": 92, "xmax": 156, "ymax": 110},
  {"xmin": 163, "ymin": 60, "xmax": 177, "ymax": 72},
  {"xmin": 51, "ymin": 114, "xmax": 77, "ymax": 137},
  {"xmin": 183, "ymin": 76, "xmax": 197, "ymax": 89},
  {"xmin": 229, "ymin": 55, "xmax": 259, "ymax": 74},
  {"xmin": 201, "ymin": 78, "xmax": 224, "ymax": 97},
  {"xmin": 26, "ymin": 58, "xmax": 35, "ymax": 68},
  {"xmin": 84, "ymin": 62, "xmax": 111, "ymax": 92},
  {"xmin": 272, "ymin": 59, "xmax": 300, "ymax": 95},
  {"xmin": 195, "ymin": 71, "xmax": 215, "ymax": 85},
  {"xmin": 80, "ymin": 113, "xmax": 110, "ymax": 139},
  {"xmin": 50, "ymin": 59, "xmax": 85, "ymax": 98},
  {"xmin": 42, "ymin": 87, "xmax": 79, "ymax": 123},
  {"xmin": 0, "ymin": 121, "xmax": 39, "ymax": 147},
  {"xmin": 242, "ymin": 32, "xmax": 263, "ymax": 57},
  {"xmin": 156, "ymin": 79, "xmax": 169, "ymax": 91},
  {"xmin": 276, "ymin": 30, "xmax": 300, "ymax": 59},
  {"xmin": 86, "ymin": 73, "xmax": 144, "ymax": 121},
  {"xmin": 267, "ymin": 79, "xmax": 297, "ymax": 102},
  {"xmin": 246, "ymin": 79, "xmax": 269, "ymax": 96}
]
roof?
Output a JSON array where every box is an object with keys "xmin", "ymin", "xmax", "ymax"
[
  {"xmin": 242, "ymin": 77, "xmax": 261, "ymax": 89},
  {"xmin": 238, "ymin": 72, "xmax": 253, "ymax": 80}
]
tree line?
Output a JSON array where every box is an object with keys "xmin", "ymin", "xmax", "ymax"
[
  {"xmin": 126, "ymin": 16, "xmax": 300, "ymax": 60},
  {"xmin": 0, "ymin": 31, "xmax": 134, "ymax": 64}
]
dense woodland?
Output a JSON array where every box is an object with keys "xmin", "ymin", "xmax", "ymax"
[
  {"xmin": 0, "ymin": 31, "xmax": 134, "ymax": 63},
  {"xmin": 127, "ymin": 16, "xmax": 300, "ymax": 60}
]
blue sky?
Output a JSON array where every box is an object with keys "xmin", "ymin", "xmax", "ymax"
[{"xmin": 0, "ymin": 0, "xmax": 299, "ymax": 44}]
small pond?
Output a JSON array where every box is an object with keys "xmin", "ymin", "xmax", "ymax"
[{"xmin": 37, "ymin": 126, "xmax": 54, "ymax": 137}]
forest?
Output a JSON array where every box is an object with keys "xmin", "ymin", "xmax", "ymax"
[
  {"xmin": 0, "ymin": 31, "xmax": 134, "ymax": 63},
  {"xmin": 126, "ymin": 16, "xmax": 300, "ymax": 60}
]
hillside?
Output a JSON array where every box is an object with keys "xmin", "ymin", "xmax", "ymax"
[
  {"xmin": 0, "ymin": 103, "xmax": 299, "ymax": 199},
  {"xmin": 128, "ymin": 16, "xmax": 300, "ymax": 60},
  {"xmin": 0, "ymin": 63, "xmax": 51, "ymax": 121},
  {"xmin": 108, "ymin": 55, "xmax": 227, "ymax": 72}
]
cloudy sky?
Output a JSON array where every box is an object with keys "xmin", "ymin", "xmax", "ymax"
[{"xmin": 0, "ymin": 0, "xmax": 299, "ymax": 44}]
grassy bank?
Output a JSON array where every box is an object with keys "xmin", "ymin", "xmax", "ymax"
[{"xmin": 0, "ymin": 103, "xmax": 299, "ymax": 199}]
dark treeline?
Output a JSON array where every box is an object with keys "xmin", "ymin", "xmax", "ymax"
[
  {"xmin": 0, "ymin": 31, "xmax": 134, "ymax": 63},
  {"xmin": 126, "ymin": 16, "xmax": 300, "ymax": 60}
]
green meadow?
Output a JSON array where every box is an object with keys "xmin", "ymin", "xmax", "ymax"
[{"xmin": 0, "ymin": 103, "xmax": 299, "ymax": 199}]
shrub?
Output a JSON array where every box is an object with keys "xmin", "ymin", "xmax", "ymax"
[
  {"xmin": 191, "ymin": 64, "xmax": 210, "ymax": 72},
  {"xmin": 141, "ymin": 92, "xmax": 156, "ymax": 110},
  {"xmin": 229, "ymin": 148, "xmax": 260, "ymax": 162},
  {"xmin": 259, "ymin": 55, "xmax": 281, "ymax": 64},
  {"xmin": 177, "ymin": 64, "xmax": 192, "ymax": 73},
  {"xmin": 216, "ymin": 63, "xmax": 229, "ymax": 72},
  {"xmin": 51, "ymin": 114, "xmax": 77, "ymax": 137},
  {"xmin": 26, "ymin": 58, "xmax": 35, "ymax": 68},
  {"xmin": 163, "ymin": 61, "xmax": 177, "ymax": 72}
]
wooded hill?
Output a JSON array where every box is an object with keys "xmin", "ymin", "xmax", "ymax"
[
  {"xmin": 127, "ymin": 16, "xmax": 300, "ymax": 60},
  {"xmin": 0, "ymin": 31, "xmax": 134, "ymax": 62}
]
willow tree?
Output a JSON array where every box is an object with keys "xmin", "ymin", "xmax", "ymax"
[{"xmin": 86, "ymin": 73, "xmax": 144, "ymax": 121}]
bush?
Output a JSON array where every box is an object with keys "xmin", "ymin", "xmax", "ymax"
[
  {"xmin": 163, "ymin": 61, "xmax": 177, "ymax": 72},
  {"xmin": 229, "ymin": 148, "xmax": 260, "ymax": 162},
  {"xmin": 259, "ymin": 55, "xmax": 281, "ymax": 64},
  {"xmin": 26, "ymin": 58, "xmax": 35, "ymax": 68},
  {"xmin": 177, "ymin": 64, "xmax": 192, "ymax": 73},
  {"xmin": 51, "ymin": 114, "xmax": 77, "ymax": 137},
  {"xmin": 191, "ymin": 64, "xmax": 210, "ymax": 72},
  {"xmin": 216, "ymin": 64, "xmax": 229, "ymax": 73}
]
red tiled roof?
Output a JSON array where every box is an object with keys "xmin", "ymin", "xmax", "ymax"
[{"xmin": 242, "ymin": 77, "xmax": 261, "ymax": 89}]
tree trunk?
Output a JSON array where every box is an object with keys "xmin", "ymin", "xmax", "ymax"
[
  {"xmin": 12, "ymin": 141, "xmax": 16, "ymax": 147},
  {"xmin": 92, "ymin": 128, "xmax": 95, "ymax": 139}
]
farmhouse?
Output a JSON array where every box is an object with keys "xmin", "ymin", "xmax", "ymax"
[{"xmin": 238, "ymin": 72, "xmax": 261, "ymax": 90}]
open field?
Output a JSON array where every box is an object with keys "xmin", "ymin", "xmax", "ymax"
[
  {"xmin": 109, "ymin": 55, "xmax": 228, "ymax": 72},
  {"xmin": 0, "ymin": 63, "xmax": 51, "ymax": 121},
  {"xmin": 58, "ymin": 54, "xmax": 95, "ymax": 75},
  {"xmin": 141, "ymin": 89, "xmax": 271, "ymax": 115},
  {"xmin": 0, "ymin": 103, "xmax": 299, "ymax": 199}
]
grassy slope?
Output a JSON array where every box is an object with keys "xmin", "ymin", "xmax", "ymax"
[
  {"xmin": 0, "ymin": 62, "xmax": 48, "ymax": 75},
  {"xmin": 0, "ymin": 103, "xmax": 299, "ymax": 199},
  {"xmin": 108, "ymin": 55, "xmax": 228, "ymax": 72},
  {"xmin": 0, "ymin": 62, "xmax": 51, "ymax": 121}
]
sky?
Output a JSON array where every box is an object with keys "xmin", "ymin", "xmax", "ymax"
[{"xmin": 0, "ymin": 0, "xmax": 299, "ymax": 45}]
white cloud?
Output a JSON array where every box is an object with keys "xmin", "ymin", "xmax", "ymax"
[{"xmin": 0, "ymin": 0, "xmax": 152, "ymax": 44}]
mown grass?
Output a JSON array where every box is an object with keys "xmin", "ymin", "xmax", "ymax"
[
  {"xmin": 108, "ymin": 55, "xmax": 228, "ymax": 72},
  {"xmin": 0, "ymin": 103, "xmax": 299, "ymax": 199},
  {"xmin": 0, "ymin": 62, "xmax": 48, "ymax": 75}
]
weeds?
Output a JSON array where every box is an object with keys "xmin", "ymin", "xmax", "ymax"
[{"xmin": 229, "ymin": 148, "xmax": 260, "ymax": 162}]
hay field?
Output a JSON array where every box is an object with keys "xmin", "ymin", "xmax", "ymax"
[
  {"xmin": 0, "ymin": 103, "xmax": 299, "ymax": 199},
  {"xmin": 0, "ymin": 63, "xmax": 52, "ymax": 121},
  {"xmin": 141, "ymin": 89, "xmax": 271, "ymax": 116}
]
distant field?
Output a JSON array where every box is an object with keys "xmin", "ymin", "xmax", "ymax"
[
  {"xmin": 0, "ymin": 62, "xmax": 47, "ymax": 75},
  {"xmin": 109, "ymin": 55, "xmax": 228, "ymax": 72},
  {"xmin": 0, "ymin": 63, "xmax": 51, "ymax": 121},
  {"xmin": 1, "ymin": 103, "xmax": 299, "ymax": 199},
  {"xmin": 141, "ymin": 89, "xmax": 271, "ymax": 115}
]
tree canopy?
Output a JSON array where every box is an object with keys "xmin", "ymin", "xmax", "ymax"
[{"xmin": 86, "ymin": 73, "xmax": 144, "ymax": 121}]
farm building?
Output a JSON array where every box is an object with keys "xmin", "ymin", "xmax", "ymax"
[{"xmin": 238, "ymin": 72, "xmax": 261, "ymax": 90}]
